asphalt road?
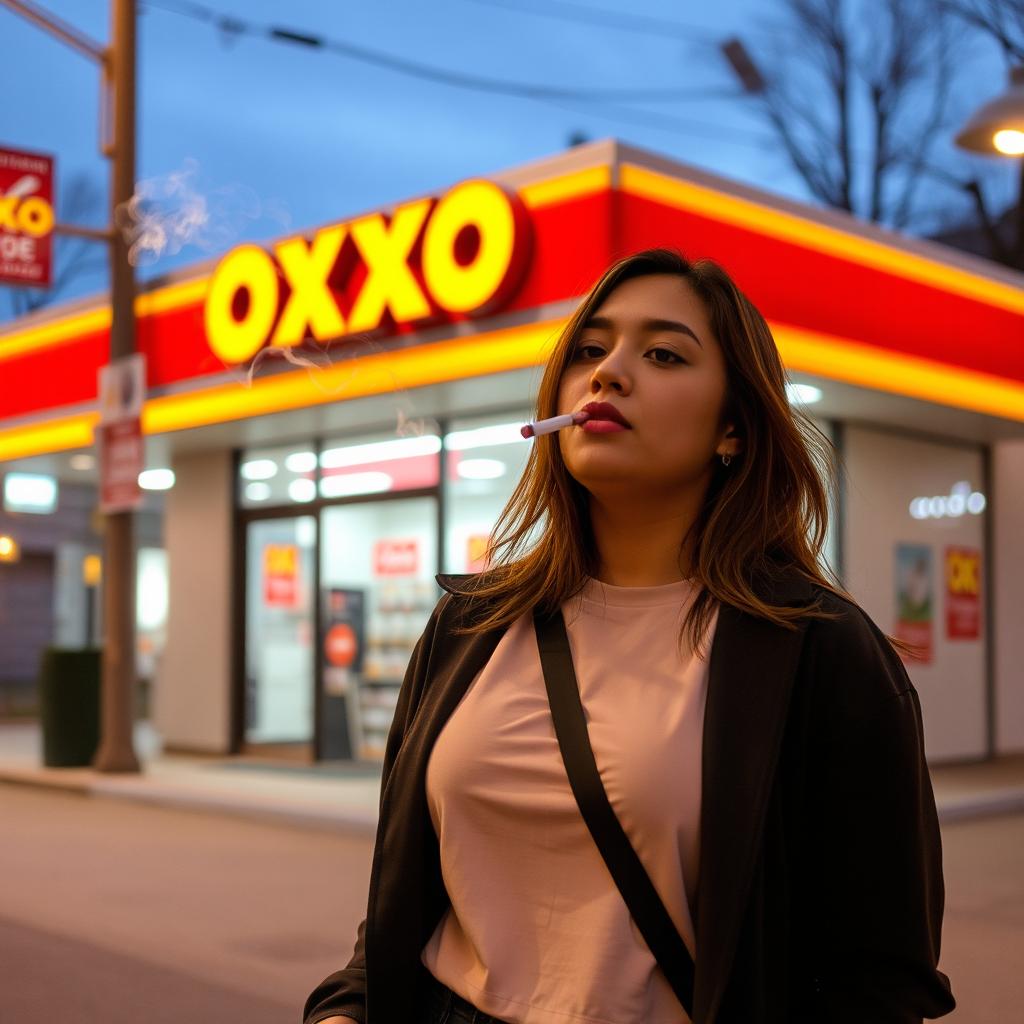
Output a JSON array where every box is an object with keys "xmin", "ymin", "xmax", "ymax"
[{"xmin": 1, "ymin": 783, "xmax": 1022, "ymax": 1022}]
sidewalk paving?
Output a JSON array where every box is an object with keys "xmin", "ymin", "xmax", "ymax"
[{"xmin": 2, "ymin": 720, "xmax": 1024, "ymax": 831}]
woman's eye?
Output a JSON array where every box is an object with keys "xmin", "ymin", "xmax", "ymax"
[
  {"xmin": 573, "ymin": 344, "xmax": 684, "ymax": 364},
  {"xmin": 651, "ymin": 350, "xmax": 684, "ymax": 366}
]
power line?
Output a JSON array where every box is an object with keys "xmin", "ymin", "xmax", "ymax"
[
  {"xmin": 141, "ymin": 0, "xmax": 773, "ymax": 151},
  {"xmin": 462, "ymin": 0, "xmax": 722, "ymax": 44},
  {"xmin": 142, "ymin": 0, "xmax": 736, "ymax": 103}
]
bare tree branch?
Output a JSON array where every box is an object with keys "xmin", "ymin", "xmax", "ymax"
[{"xmin": 939, "ymin": 0, "xmax": 1024, "ymax": 62}]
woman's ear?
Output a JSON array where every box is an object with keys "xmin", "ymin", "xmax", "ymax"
[{"xmin": 719, "ymin": 424, "xmax": 743, "ymax": 457}]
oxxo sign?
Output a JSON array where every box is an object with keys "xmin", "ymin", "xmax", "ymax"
[{"xmin": 204, "ymin": 179, "xmax": 531, "ymax": 365}]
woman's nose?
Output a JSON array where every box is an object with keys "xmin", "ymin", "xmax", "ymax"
[{"xmin": 590, "ymin": 355, "xmax": 629, "ymax": 394}]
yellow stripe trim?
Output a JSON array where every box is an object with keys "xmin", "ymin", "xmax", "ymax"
[
  {"xmin": 0, "ymin": 277, "xmax": 211, "ymax": 363},
  {"xmin": 0, "ymin": 413, "xmax": 99, "ymax": 461},
  {"xmin": 519, "ymin": 166, "xmax": 611, "ymax": 210},
  {"xmin": 621, "ymin": 164, "xmax": 1024, "ymax": 316},
  {"xmin": 5, "ymin": 314, "xmax": 1023, "ymax": 463},
  {"xmin": 773, "ymin": 321, "xmax": 1024, "ymax": 422},
  {"xmin": 142, "ymin": 319, "xmax": 567, "ymax": 434}
]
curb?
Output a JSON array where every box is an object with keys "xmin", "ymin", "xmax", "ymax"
[{"xmin": 4, "ymin": 764, "xmax": 1024, "ymax": 830}]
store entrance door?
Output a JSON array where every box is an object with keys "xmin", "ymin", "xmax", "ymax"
[
  {"xmin": 319, "ymin": 496, "xmax": 438, "ymax": 761},
  {"xmin": 244, "ymin": 515, "xmax": 317, "ymax": 750}
]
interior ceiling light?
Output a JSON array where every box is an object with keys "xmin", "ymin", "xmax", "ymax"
[
  {"xmin": 319, "ymin": 471, "xmax": 393, "ymax": 497},
  {"xmin": 285, "ymin": 451, "xmax": 318, "ymax": 473},
  {"xmin": 3, "ymin": 473, "xmax": 58, "ymax": 513},
  {"xmin": 457, "ymin": 458, "xmax": 507, "ymax": 480},
  {"xmin": 786, "ymin": 383, "xmax": 823, "ymax": 405},
  {"xmin": 320, "ymin": 435, "xmax": 440, "ymax": 469},
  {"xmin": 245, "ymin": 482, "xmax": 271, "ymax": 502},
  {"xmin": 289, "ymin": 478, "xmax": 317, "ymax": 503},
  {"xmin": 138, "ymin": 469, "xmax": 175, "ymax": 491},
  {"xmin": 444, "ymin": 422, "xmax": 527, "ymax": 450},
  {"xmin": 241, "ymin": 458, "xmax": 279, "ymax": 480}
]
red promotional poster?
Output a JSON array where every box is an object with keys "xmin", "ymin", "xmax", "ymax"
[
  {"xmin": 373, "ymin": 538, "xmax": 419, "ymax": 576},
  {"xmin": 0, "ymin": 147, "xmax": 55, "ymax": 288},
  {"xmin": 945, "ymin": 547, "xmax": 982, "ymax": 640},
  {"xmin": 263, "ymin": 544, "xmax": 299, "ymax": 607}
]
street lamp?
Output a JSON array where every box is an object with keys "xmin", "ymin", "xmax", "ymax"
[{"xmin": 954, "ymin": 66, "xmax": 1024, "ymax": 268}]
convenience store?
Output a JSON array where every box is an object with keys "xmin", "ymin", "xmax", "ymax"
[{"xmin": 1, "ymin": 140, "xmax": 1022, "ymax": 764}]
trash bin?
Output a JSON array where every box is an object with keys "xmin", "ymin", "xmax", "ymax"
[{"xmin": 38, "ymin": 647, "xmax": 101, "ymax": 768}]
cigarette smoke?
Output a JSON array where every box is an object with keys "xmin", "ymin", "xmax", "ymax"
[
  {"xmin": 121, "ymin": 161, "xmax": 436, "ymax": 443},
  {"xmin": 116, "ymin": 158, "xmax": 291, "ymax": 267}
]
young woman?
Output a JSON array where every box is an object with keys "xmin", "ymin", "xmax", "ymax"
[{"xmin": 304, "ymin": 249, "xmax": 956, "ymax": 1024}]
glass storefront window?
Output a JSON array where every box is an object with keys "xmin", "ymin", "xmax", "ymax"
[
  {"xmin": 238, "ymin": 443, "xmax": 320, "ymax": 508},
  {"xmin": 320, "ymin": 498, "xmax": 438, "ymax": 760},
  {"xmin": 319, "ymin": 430, "xmax": 440, "ymax": 498},
  {"xmin": 244, "ymin": 515, "xmax": 317, "ymax": 744},
  {"xmin": 443, "ymin": 412, "xmax": 532, "ymax": 574}
]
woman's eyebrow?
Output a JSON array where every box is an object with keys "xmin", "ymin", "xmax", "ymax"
[{"xmin": 583, "ymin": 315, "xmax": 703, "ymax": 349}]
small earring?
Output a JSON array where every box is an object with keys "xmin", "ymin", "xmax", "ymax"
[{"xmin": 721, "ymin": 453, "xmax": 732, "ymax": 467}]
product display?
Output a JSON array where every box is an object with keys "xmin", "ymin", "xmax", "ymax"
[{"xmin": 355, "ymin": 578, "xmax": 436, "ymax": 759}]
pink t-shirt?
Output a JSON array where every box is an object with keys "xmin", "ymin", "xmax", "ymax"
[{"xmin": 421, "ymin": 576, "xmax": 717, "ymax": 1024}]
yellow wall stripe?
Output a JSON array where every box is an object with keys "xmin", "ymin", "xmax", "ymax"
[
  {"xmin": 620, "ymin": 163, "xmax": 1024, "ymax": 316},
  {"xmin": 0, "ymin": 413, "xmax": 98, "ymax": 461},
  {"xmin": 142, "ymin": 319, "xmax": 567, "ymax": 435},
  {"xmin": 4, "ymin": 313, "xmax": 1021, "ymax": 463},
  {"xmin": 0, "ymin": 277, "xmax": 211, "ymax": 364},
  {"xmin": 773, "ymin": 321, "xmax": 1024, "ymax": 422},
  {"xmin": 518, "ymin": 165, "xmax": 611, "ymax": 210}
]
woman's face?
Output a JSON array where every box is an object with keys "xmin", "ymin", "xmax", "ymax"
[{"xmin": 556, "ymin": 273, "xmax": 739, "ymax": 501}]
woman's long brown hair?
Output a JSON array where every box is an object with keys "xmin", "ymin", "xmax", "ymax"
[{"xmin": 448, "ymin": 248, "xmax": 912, "ymax": 657}]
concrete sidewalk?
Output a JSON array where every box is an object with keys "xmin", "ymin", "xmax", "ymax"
[{"xmin": 2, "ymin": 719, "xmax": 1024, "ymax": 831}]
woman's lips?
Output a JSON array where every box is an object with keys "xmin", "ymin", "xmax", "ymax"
[{"xmin": 581, "ymin": 419, "xmax": 628, "ymax": 433}]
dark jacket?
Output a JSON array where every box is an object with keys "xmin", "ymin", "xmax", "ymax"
[{"xmin": 304, "ymin": 569, "xmax": 956, "ymax": 1024}]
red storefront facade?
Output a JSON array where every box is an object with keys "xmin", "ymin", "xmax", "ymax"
[{"xmin": 1, "ymin": 141, "xmax": 1022, "ymax": 763}]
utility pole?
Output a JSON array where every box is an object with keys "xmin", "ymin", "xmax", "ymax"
[
  {"xmin": 94, "ymin": 0, "xmax": 140, "ymax": 772},
  {"xmin": 1, "ymin": 0, "xmax": 140, "ymax": 771}
]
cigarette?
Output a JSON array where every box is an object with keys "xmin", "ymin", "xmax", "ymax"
[{"xmin": 520, "ymin": 411, "xmax": 590, "ymax": 438}]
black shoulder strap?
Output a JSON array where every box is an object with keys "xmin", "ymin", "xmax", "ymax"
[{"xmin": 533, "ymin": 607, "xmax": 696, "ymax": 1018}]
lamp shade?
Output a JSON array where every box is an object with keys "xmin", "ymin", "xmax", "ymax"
[{"xmin": 955, "ymin": 67, "xmax": 1024, "ymax": 155}]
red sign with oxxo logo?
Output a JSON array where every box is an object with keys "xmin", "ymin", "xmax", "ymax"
[{"xmin": 0, "ymin": 147, "xmax": 55, "ymax": 288}]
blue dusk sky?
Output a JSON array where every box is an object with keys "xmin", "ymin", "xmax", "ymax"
[{"xmin": 0, "ymin": 0, "xmax": 1016, "ymax": 323}]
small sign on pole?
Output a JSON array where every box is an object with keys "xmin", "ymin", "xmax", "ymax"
[
  {"xmin": 97, "ymin": 354, "xmax": 146, "ymax": 514},
  {"xmin": 0, "ymin": 146, "xmax": 55, "ymax": 288}
]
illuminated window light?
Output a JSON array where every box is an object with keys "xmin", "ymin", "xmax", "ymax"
[
  {"xmin": 241, "ymin": 458, "xmax": 278, "ymax": 480},
  {"xmin": 320, "ymin": 435, "xmax": 440, "ymax": 468},
  {"xmin": 908, "ymin": 481, "xmax": 986, "ymax": 520},
  {"xmin": 3, "ymin": 473, "xmax": 58, "ymax": 514},
  {"xmin": 245, "ymin": 482, "xmax": 272, "ymax": 502},
  {"xmin": 285, "ymin": 451, "xmax": 318, "ymax": 473},
  {"xmin": 139, "ymin": 469, "xmax": 175, "ymax": 491},
  {"xmin": 457, "ymin": 458, "xmax": 507, "ymax": 480},
  {"xmin": 288, "ymin": 478, "xmax": 317, "ymax": 503},
  {"xmin": 444, "ymin": 422, "xmax": 527, "ymax": 450},
  {"xmin": 319, "ymin": 472, "xmax": 393, "ymax": 497},
  {"xmin": 786, "ymin": 383, "xmax": 823, "ymax": 405}
]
